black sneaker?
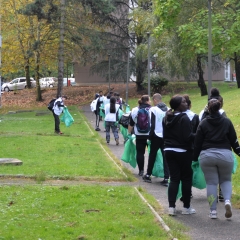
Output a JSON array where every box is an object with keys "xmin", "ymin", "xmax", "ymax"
[
  {"xmin": 142, "ymin": 175, "xmax": 152, "ymax": 183},
  {"xmin": 218, "ymin": 194, "xmax": 224, "ymax": 202},
  {"xmin": 160, "ymin": 179, "xmax": 169, "ymax": 187},
  {"xmin": 138, "ymin": 170, "xmax": 144, "ymax": 176},
  {"xmin": 95, "ymin": 127, "xmax": 101, "ymax": 131}
]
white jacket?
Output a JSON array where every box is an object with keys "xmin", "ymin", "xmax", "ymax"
[
  {"xmin": 104, "ymin": 103, "xmax": 120, "ymax": 122},
  {"xmin": 53, "ymin": 97, "xmax": 64, "ymax": 116},
  {"xmin": 149, "ymin": 106, "xmax": 167, "ymax": 138}
]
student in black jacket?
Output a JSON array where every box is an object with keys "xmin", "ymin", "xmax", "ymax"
[
  {"xmin": 162, "ymin": 95, "xmax": 195, "ymax": 216},
  {"xmin": 193, "ymin": 99, "xmax": 240, "ymax": 219}
]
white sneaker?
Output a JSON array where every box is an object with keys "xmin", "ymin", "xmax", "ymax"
[
  {"xmin": 209, "ymin": 210, "xmax": 217, "ymax": 219},
  {"xmin": 225, "ymin": 200, "xmax": 232, "ymax": 218},
  {"xmin": 182, "ymin": 207, "xmax": 196, "ymax": 215},
  {"xmin": 168, "ymin": 207, "xmax": 177, "ymax": 216}
]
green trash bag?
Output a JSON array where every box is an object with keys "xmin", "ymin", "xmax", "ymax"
[
  {"xmin": 147, "ymin": 141, "xmax": 164, "ymax": 178},
  {"xmin": 192, "ymin": 161, "xmax": 206, "ymax": 190},
  {"xmin": 99, "ymin": 104, "xmax": 105, "ymax": 119},
  {"xmin": 125, "ymin": 105, "xmax": 131, "ymax": 113},
  {"xmin": 121, "ymin": 135, "xmax": 137, "ymax": 168},
  {"xmin": 176, "ymin": 181, "xmax": 182, "ymax": 200},
  {"xmin": 60, "ymin": 107, "xmax": 74, "ymax": 127},
  {"xmin": 120, "ymin": 125, "xmax": 128, "ymax": 140},
  {"xmin": 232, "ymin": 153, "xmax": 238, "ymax": 174}
]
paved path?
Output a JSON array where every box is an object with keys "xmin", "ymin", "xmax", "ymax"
[{"xmin": 82, "ymin": 105, "xmax": 240, "ymax": 240}]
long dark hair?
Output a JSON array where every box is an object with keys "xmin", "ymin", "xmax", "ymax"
[{"xmin": 110, "ymin": 96, "xmax": 116, "ymax": 113}]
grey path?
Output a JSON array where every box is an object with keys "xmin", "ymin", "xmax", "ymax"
[{"xmin": 82, "ymin": 105, "xmax": 240, "ymax": 240}]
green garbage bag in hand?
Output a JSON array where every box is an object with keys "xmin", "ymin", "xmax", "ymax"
[
  {"xmin": 120, "ymin": 125, "xmax": 128, "ymax": 140},
  {"xmin": 60, "ymin": 107, "xmax": 74, "ymax": 127},
  {"xmin": 147, "ymin": 140, "xmax": 164, "ymax": 178},
  {"xmin": 192, "ymin": 161, "xmax": 206, "ymax": 190},
  {"xmin": 232, "ymin": 153, "xmax": 238, "ymax": 174},
  {"xmin": 121, "ymin": 134, "xmax": 137, "ymax": 168},
  {"xmin": 99, "ymin": 103, "xmax": 105, "ymax": 119}
]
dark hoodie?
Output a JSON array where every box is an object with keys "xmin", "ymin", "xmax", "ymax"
[
  {"xmin": 162, "ymin": 113, "xmax": 194, "ymax": 150},
  {"xmin": 193, "ymin": 113, "xmax": 240, "ymax": 160}
]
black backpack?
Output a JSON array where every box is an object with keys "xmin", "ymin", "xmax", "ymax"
[
  {"xmin": 119, "ymin": 112, "xmax": 131, "ymax": 129},
  {"xmin": 47, "ymin": 98, "xmax": 56, "ymax": 111}
]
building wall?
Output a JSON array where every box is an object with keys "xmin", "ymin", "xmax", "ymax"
[{"xmin": 74, "ymin": 65, "xmax": 107, "ymax": 85}]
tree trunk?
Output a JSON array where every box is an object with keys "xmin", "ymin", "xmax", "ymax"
[
  {"xmin": 57, "ymin": 0, "xmax": 65, "ymax": 98},
  {"xmin": 234, "ymin": 52, "xmax": 240, "ymax": 88},
  {"xmin": 25, "ymin": 63, "xmax": 31, "ymax": 88},
  {"xmin": 136, "ymin": 59, "xmax": 147, "ymax": 91},
  {"xmin": 35, "ymin": 51, "xmax": 42, "ymax": 101},
  {"xmin": 197, "ymin": 55, "xmax": 208, "ymax": 96},
  {"xmin": 35, "ymin": 22, "xmax": 42, "ymax": 101},
  {"xmin": 135, "ymin": 35, "xmax": 147, "ymax": 91}
]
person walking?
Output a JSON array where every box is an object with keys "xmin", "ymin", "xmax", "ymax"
[
  {"xmin": 162, "ymin": 95, "xmax": 195, "ymax": 216},
  {"xmin": 52, "ymin": 95, "xmax": 67, "ymax": 135},
  {"xmin": 199, "ymin": 88, "xmax": 226, "ymax": 202},
  {"xmin": 104, "ymin": 96, "xmax": 120, "ymax": 145},
  {"xmin": 142, "ymin": 93, "xmax": 169, "ymax": 186},
  {"xmin": 128, "ymin": 95, "xmax": 151, "ymax": 176},
  {"xmin": 199, "ymin": 88, "xmax": 226, "ymax": 121},
  {"xmin": 183, "ymin": 94, "xmax": 199, "ymax": 134},
  {"xmin": 193, "ymin": 99, "xmax": 240, "ymax": 219}
]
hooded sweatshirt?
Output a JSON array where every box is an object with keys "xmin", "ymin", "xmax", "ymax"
[
  {"xmin": 162, "ymin": 112, "xmax": 194, "ymax": 150},
  {"xmin": 149, "ymin": 102, "xmax": 168, "ymax": 139},
  {"xmin": 193, "ymin": 112, "xmax": 240, "ymax": 160}
]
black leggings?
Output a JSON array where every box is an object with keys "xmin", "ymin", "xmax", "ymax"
[
  {"xmin": 165, "ymin": 150, "xmax": 193, "ymax": 208},
  {"xmin": 52, "ymin": 111, "xmax": 60, "ymax": 133},
  {"xmin": 136, "ymin": 138, "xmax": 148, "ymax": 172}
]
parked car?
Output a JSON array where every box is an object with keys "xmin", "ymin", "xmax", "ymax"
[
  {"xmin": 39, "ymin": 77, "xmax": 58, "ymax": 88},
  {"xmin": 1, "ymin": 77, "xmax": 36, "ymax": 92}
]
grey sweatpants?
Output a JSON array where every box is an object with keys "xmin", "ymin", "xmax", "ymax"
[{"xmin": 199, "ymin": 148, "xmax": 233, "ymax": 211}]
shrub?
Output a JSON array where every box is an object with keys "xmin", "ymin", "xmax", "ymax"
[{"xmin": 142, "ymin": 76, "xmax": 168, "ymax": 94}]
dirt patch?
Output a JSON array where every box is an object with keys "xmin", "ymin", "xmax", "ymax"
[{"xmin": 0, "ymin": 83, "xmax": 142, "ymax": 109}]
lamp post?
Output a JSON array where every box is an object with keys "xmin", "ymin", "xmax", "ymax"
[
  {"xmin": 147, "ymin": 32, "xmax": 151, "ymax": 97},
  {"xmin": 108, "ymin": 54, "xmax": 111, "ymax": 92},
  {"xmin": 125, "ymin": 47, "xmax": 130, "ymax": 104},
  {"xmin": 207, "ymin": 0, "xmax": 212, "ymax": 99}
]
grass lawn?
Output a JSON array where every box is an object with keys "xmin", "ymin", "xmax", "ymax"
[
  {"xmin": 0, "ymin": 185, "xmax": 173, "ymax": 240},
  {"xmin": 0, "ymin": 106, "xmax": 125, "ymax": 180}
]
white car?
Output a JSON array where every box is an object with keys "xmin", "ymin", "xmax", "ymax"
[
  {"xmin": 39, "ymin": 77, "xmax": 58, "ymax": 88},
  {"xmin": 2, "ymin": 77, "xmax": 36, "ymax": 92}
]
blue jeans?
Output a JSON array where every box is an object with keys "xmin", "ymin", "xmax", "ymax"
[{"xmin": 105, "ymin": 121, "xmax": 119, "ymax": 142}]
